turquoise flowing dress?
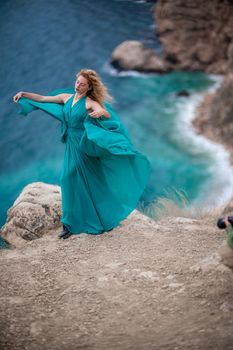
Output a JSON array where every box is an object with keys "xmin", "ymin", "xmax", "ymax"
[{"xmin": 16, "ymin": 87, "xmax": 152, "ymax": 235}]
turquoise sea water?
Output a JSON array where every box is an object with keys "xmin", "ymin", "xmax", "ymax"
[{"xmin": 1, "ymin": 0, "xmax": 233, "ymax": 247}]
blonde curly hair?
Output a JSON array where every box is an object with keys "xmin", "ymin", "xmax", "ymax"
[{"xmin": 76, "ymin": 69, "xmax": 114, "ymax": 106}]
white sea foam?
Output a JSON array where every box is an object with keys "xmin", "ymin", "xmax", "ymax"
[
  {"xmin": 103, "ymin": 61, "xmax": 164, "ymax": 78},
  {"xmin": 174, "ymin": 75, "xmax": 233, "ymax": 208},
  {"xmin": 133, "ymin": 0, "xmax": 147, "ymax": 3},
  {"xmin": 103, "ymin": 61, "xmax": 150, "ymax": 77},
  {"xmin": 117, "ymin": 0, "xmax": 147, "ymax": 3}
]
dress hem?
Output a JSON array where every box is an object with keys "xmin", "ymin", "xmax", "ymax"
[{"xmin": 60, "ymin": 203, "xmax": 138, "ymax": 235}]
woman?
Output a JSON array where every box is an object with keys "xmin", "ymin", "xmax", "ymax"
[{"xmin": 13, "ymin": 69, "xmax": 152, "ymax": 239}]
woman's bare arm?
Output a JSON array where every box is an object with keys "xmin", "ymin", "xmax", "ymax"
[
  {"xmin": 13, "ymin": 91, "xmax": 71, "ymax": 104},
  {"xmin": 86, "ymin": 97, "xmax": 110, "ymax": 119}
]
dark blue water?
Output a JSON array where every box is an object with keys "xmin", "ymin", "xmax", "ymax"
[{"xmin": 1, "ymin": 0, "xmax": 232, "ymax": 247}]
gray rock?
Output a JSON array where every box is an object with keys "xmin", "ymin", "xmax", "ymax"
[
  {"xmin": 111, "ymin": 40, "xmax": 169, "ymax": 73},
  {"xmin": 0, "ymin": 182, "xmax": 62, "ymax": 247}
]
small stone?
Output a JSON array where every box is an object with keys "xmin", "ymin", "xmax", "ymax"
[
  {"xmin": 220, "ymin": 302, "xmax": 233, "ymax": 312},
  {"xmin": 161, "ymin": 285, "xmax": 169, "ymax": 289},
  {"xmin": 190, "ymin": 265, "xmax": 201, "ymax": 273}
]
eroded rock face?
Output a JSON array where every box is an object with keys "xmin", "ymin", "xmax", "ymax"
[
  {"xmin": 154, "ymin": 0, "xmax": 233, "ymax": 74},
  {"xmin": 208, "ymin": 74, "xmax": 233, "ymax": 143},
  {"xmin": 110, "ymin": 40, "xmax": 170, "ymax": 72},
  {"xmin": 0, "ymin": 182, "xmax": 62, "ymax": 247},
  {"xmin": 110, "ymin": 1, "xmax": 233, "ymax": 74},
  {"xmin": 227, "ymin": 43, "xmax": 233, "ymax": 72},
  {"xmin": 192, "ymin": 73, "xmax": 233, "ymax": 165}
]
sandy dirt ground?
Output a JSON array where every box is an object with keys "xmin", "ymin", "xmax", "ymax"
[{"xmin": 0, "ymin": 211, "xmax": 233, "ymax": 350}]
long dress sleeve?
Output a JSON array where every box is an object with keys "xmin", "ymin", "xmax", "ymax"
[
  {"xmin": 79, "ymin": 102, "xmax": 139, "ymax": 158},
  {"xmin": 16, "ymin": 87, "xmax": 75, "ymax": 143}
]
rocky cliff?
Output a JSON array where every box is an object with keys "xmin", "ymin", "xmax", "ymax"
[
  {"xmin": 0, "ymin": 182, "xmax": 62, "ymax": 248},
  {"xmin": 192, "ymin": 67, "xmax": 233, "ymax": 163},
  {"xmin": 154, "ymin": 0, "xmax": 233, "ymax": 74}
]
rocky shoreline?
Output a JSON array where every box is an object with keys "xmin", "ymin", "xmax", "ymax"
[
  {"xmin": 153, "ymin": 0, "xmax": 233, "ymax": 194},
  {"xmin": 110, "ymin": 0, "xmax": 233, "ymax": 271},
  {"xmin": 111, "ymin": 0, "xmax": 233, "ymax": 173}
]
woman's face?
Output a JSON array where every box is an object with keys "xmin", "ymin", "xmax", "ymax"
[{"xmin": 75, "ymin": 75, "xmax": 90, "ymax": 95}]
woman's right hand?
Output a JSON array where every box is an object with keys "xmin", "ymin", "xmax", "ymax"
[{"xmin": 13, "ymin": 91, "xmax": 24, "ymax": 103}]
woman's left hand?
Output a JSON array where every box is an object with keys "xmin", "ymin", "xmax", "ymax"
[{"xmin": 88, "ymin": 108, "xmax": 106, "ymax": 118}]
